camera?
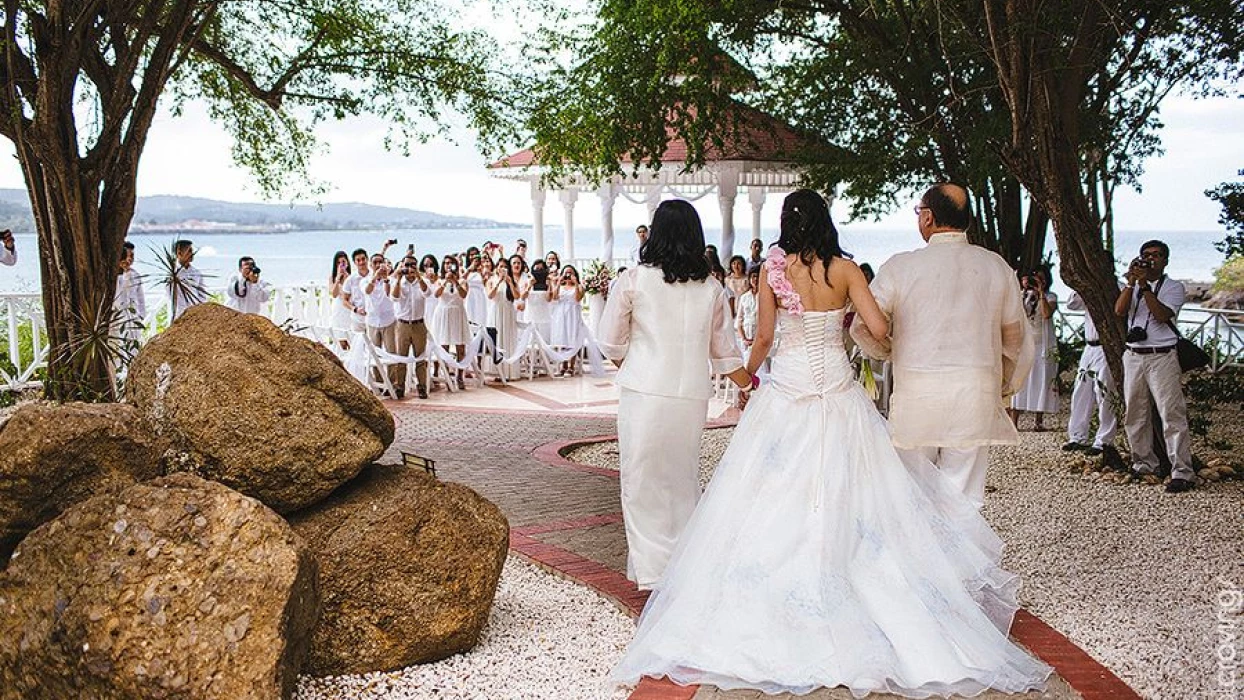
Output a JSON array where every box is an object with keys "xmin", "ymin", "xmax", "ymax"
[
  {"xmin": 1130, "ymin": 257, "xmax": 1151, "ymax": 270},
  {"xmin": 1126, "ymin": 326, "xmax": 1148, "ymax": 343},
  {"xmin": 249, "ymin": 265, "xmax": 261, "ymax": 276},
  {"xmin": 386, "ymin": 238, "xmax": 398, "ymax": 247}
]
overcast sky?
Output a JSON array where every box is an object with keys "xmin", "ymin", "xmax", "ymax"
[{"xmin": 2, "ymin": 91, "xmax": 1240, "ymax": 233}]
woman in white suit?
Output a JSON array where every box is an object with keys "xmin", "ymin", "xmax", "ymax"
[{"xmin": 597, "ymin": 199, "xmax": 753, "ymax": 591}]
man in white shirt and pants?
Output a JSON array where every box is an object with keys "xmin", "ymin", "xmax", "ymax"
[
  {"xmin": 364, "ymin": 252, "xmax": 400, "ymax": 396},
  {"xmin": 1114, "ymin": 240, "xmax": 1193, "ymax": 492},
  {"xmin": 1063, "ymin": 290, "xmax": 1118, "ymax": 456},
  {"xmin": 392, "ymin": 255, "xmax": 430, "ymax": 399},
  {"xmin": 170, "ymin": 239, "xmax": 207, "ymax": 320},
  {"xmin": 852, "ymin": 183, "xmax": 1033, "ymax": 509},
  {"xmin": 0, "ymin": 229, "xmax": 16, "ymax": 266}
]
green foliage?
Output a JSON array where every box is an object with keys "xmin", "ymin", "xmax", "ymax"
[
  {"xmin": 1186, "ymin": 365, "xmax": 1244, "ymax": 444},
  {"xmin": 1206, "ymin": 181, "xmax": 1244, "ymax": 259},
  {"xmin": 1212, "ymin": 256, "xmax": 1244, "ymax": 293},
  {"xmin": 0, "ymin": 310, "xmax": 49, "ymax": 407}
]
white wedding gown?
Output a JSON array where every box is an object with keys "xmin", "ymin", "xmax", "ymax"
[{"xmin": 613, "ymin": 308, "xmax": 1053, "ymax": 698}]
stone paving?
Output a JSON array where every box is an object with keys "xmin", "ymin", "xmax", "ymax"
[{"xmin": 384, "ymin": 395, "xmax": 1134, "ymax": 700}]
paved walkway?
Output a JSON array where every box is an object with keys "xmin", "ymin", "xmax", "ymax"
[{"xmin": 383, "ymin": 375, "xmax": 1137, "ymax": 700}]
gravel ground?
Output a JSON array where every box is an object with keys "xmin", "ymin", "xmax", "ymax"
[
  {"xmin": 296, "ymin": 556, "xmax": 634, "ymax": 700},
  {"xmin": 566, "ymin": 406, "xmax": 1244, "ymax": 700}
]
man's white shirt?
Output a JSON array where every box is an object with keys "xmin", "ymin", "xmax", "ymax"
[{"xmin": 224, "ymin": 274, "xmax": 272, "ymax": 314}]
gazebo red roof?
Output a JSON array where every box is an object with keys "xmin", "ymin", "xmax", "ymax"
[{"xmin": 490, "ymin": 101, "xmax": 815, "ymax": 170}]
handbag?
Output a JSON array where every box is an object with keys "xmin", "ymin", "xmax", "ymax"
[{"xmin": 1167, "ymin": 321, "xmax": 1211, "ymax": 373}]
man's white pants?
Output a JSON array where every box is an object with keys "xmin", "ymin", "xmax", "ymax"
[
  {"xmin": 1123, "ymin": 349, "xmax": 1193, "ymax": 480},
  {"xmin": 1066, "ymin": 345, "xmax": 1118, "ymax": 448},
  {"xmin": 617, "ymin": 389, "xmax": 707, "ymax": 590},
  {"xmin": 898, "ymin": 446, "xmax": 990, "ymax": 509}
]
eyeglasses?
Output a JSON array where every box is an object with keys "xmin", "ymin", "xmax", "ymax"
[{"xmin": 913, "ymin": 205, "xmax": 930, "ymax": 215}]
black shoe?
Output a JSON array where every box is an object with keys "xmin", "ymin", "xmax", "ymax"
[
  {"xmin": 1062, "ymin": 441, "xmax": 1088, "ymax": 452},
  {"xmin": 1084, "ymin": 446, "xmax": 1103, "ymax": 457},
  {"xmin": 394, "ymin": 389, "xmax": 405, "ymax": 400},
  {"xmin": 1165, "ymin": 478, "xmax": 1194, "ymax": 493},
  {"xmin": 417, "ymin": 386, "xmax": 428, "ymax": 399}
]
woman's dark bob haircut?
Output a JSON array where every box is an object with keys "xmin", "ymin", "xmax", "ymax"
[{"xmin": 640, "ymin": 199, "xmax": 711, "ymax": 284}]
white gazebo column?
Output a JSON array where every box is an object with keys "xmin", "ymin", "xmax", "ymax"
[
  {"xmin": 645, "ymin": 184, "xmax": 662, "ymax": 222},
  {"xmin": 717, "ymin": 166, "xmax": 740, "ymax": 257},
  {"xmin": 530, "ymin": 180, "xmax": 547, "ymax": 258},
  {"xmin": 598, "ymin": 181, "xmax": 619, "ymax": 264},
  {"xmin": 748, "ymin": 187, "xmax": 766, "ymax": 244},
  {"xmin": 559, "ymin": 187, "xmax": 579, "ymax": 260}
]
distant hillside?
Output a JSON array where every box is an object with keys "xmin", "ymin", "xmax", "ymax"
[{"xmin": 0, "ymin": 190, "xmax": 521, "ymax": 233}]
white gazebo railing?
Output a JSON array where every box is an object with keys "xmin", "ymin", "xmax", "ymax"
[
  {"xmin": 1054, "ymin": 307, "xmax": 1244, "ymax": 371},
  {"xmin": 0, "ymin": 294, "xmax": 48, "ymax": 391}
]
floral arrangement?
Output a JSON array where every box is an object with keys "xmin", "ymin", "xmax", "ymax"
[
  {"xmin": 766, "ymin": 246, "xmax": 804, "ymax": 315},
  {"xmin": 583, "ymin": 260, "xmax": 613, "ymax": 296}
]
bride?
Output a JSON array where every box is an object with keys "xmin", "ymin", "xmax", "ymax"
[{"xmin": 613, "ymin": 190, "xmax": 1053, "ymax": 697}]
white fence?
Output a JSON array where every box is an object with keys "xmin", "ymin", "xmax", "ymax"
[{"xmin": 2, "ymin": 286, "xmax": 1242, "ymax": 392}]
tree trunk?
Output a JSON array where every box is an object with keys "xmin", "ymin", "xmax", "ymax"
[{"xmin": 1020, "ymin": 203, "xmax": 1049, "ymax": 272}]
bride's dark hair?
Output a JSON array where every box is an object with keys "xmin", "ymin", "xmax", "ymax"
[
  {"xmin": 640, "ymin": 199, "xmax": 710, "ymax": 284},
  {"xmin": 777, "ymin": 189, "xmax": 848, "ymax": 285}
]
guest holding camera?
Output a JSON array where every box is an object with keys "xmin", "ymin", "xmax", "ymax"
[
  {"xmin": 1009, "ymin": 267, "xmax": 1058, "ymax": 430},
  {"xmin": 433, "ymin": 255, "xmax": 470, "ymax": 389},
  {"xmin": 486, "ymin": 260, "xmax": 521, "ymax": 380},
  {"xmin": 1114, "ymin": 240, "xmax": 1193, "ymax": 492},
  {"xmin": 364, "ymin": 252, "xmax": 400, "ymax": 396},
  {"xmin": 0, "ymin": 229, "xmax": 15, "ymax": 266},
  {"xmin": 392, "ymin": 254, "xmax": 430, "ymax": 399},
  {"xmin": 225, "ymin": 256, "xmax": 272, "ymax": 315}
]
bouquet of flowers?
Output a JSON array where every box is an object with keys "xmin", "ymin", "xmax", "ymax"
[{"xmin": 583, "ymin": 260, "xmax": 613, "ymax": 296}]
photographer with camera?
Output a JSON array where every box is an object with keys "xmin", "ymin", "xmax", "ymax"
[
  {"xmin": 392, "ymin": 253, "xmax": 430, "ymax": 399},
  {"xmin": 0, "ymin": 229, "xmax": 15, "ymax": 266},
  {"xmin": 225, "ymin": 256, "xmax": 272, "ymax": 315},
  {"xmin": 1113, "ymin": 239, "xmax": 1193, "ymax": 493},
  {"xmin": 433, "ymin": 255, "xmax": 471, "ymax": 389}
]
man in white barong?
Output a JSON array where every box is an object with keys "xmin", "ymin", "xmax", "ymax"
[
  {"xmin": 169, "ymin": 239, "xmax": 207, "ymax": 320},
  {"xmin": 851, "ymin": 183, "xmax": 1033, "ymax": 508},
  {"xmin": 0, "ymin": 229, "xmax": 16, "ymax": 266},
  {"xmin": 1062, "ymin": 289, "xmax": 1119, "ymax": 456},
  {"xmin": 224, "ymin": 256, "xmax": 272, "ymax": 315}
]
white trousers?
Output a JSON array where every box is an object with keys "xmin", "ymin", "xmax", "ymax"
[
  {"xmin": 898, "ymin": 445, "xmax": 990, "ymax": 509},
  {"xmin": 1066, "ymin": 345, "xmax": 1118, "ymax": 448},
  {"xmin": 617, "ymin": 389, "xmax": 708, "ymax": 590},
  {"xmin": 1123, "ymin": 350, "xmax": 1193, "ymax": 480}
]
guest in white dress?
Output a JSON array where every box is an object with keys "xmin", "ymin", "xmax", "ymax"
[
  {"xmin": 1009, "ymin": 267, "xmax": 1059, "ymax": 430},
  {"xmin": 614, "ymin": 190, "xmax": 1051, "ymax": 697},
  {"xmin": 113, "ymin": 242, "xmax": 146, "ymax": 349},
  {"xmin": 432, "ymin": 258, "xmax": 470, "ymax": 389},
  {"xmin": 465, "ymin": 255, "xmax": 490, "ymax": 329},
  {"xmin": 549, "ymin": 265, "xmax": 586, "ymax": 376},
  {"xmin": 597, "ymin": 199, "xmax": 751, "ymax": 590},
  {"xmin": 508, "ymin": 255, "xmax": 530, "ymax": 316},
  {"xmin": 418, "ymin": 255, "xmax": 440, "ymax": 337},
  {"xmin": 724, "ymin": 255, "xmax": 750, "ymax": 314},
  {"xmin": 328, "ymin": 251, "xmax": 353, "ymax": 334},
  {"xmin": 734, "ymin": 268, "xmax": 759, "ymax": 354},
  {"xmin": 486, "ymin": 262, "xmax": 521, "ymax": 381},
  {"xmin": 524, "ymin": 261, "xmax": 554, "ymax": 346},
  {"xmin": 544, "ymin": 250, "xmax": 561, "ymax": 276}
]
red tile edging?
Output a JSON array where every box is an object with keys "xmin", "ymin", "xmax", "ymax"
[
  {"xmin": 531, "ymin": 435, "xmax": 623, "ymax": 478},
  {"xmin": 1011, "ymin": 609, "xmax": 1142, "ymax": 700}
]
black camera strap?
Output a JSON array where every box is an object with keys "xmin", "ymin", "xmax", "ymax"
[{"xmin": 1128, "ymin": 275, "xmax": 1165, "ymax": 336}]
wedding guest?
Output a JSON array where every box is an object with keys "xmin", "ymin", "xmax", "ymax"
[
  {"xmin": 419, "ymin": 254, "xmax": 440, "ymax": 333},
  {"xmin": 1063, "ymin": 289, "xmax": 1119, "ymax": 456},
  {"xmin": 364, "ymin": 252, "xmax": 400, "ymax": 396},
  {"xmin": 433, "ymin": 257, "xmax": 470, "ymax": 389},
  {"xmin": 545, "ymin": 250, "xmax": 562, "ymax": 275},
  {"xmin": 704, "ymin": 244, "xmax": 726, "ymax": 280},
  {"xmin": 465, "ymin": 254, "xmax": 490, "ymax": 329},
  {"xmin": 549, "ymin": 264, "xmax": 586, "ymax": 376},
  {"xmin": 851, "ymin": 184, "xmax": 1033, "ymax": 509},
  {"xmin": 328, "ymin": 251, "xmax": 353, "ymax": 333},
  {"xmin": 630, "ymin": 225, "xmax": 649, "ymax": 263},
  {"xmin": 0, "ymin": 229, "xmax": 15, "ymax": 266},
  {"xmin": 525, "ymin": 260, "xmax": 554, "ymax": 344},
  {"xmin": 1009, "ymin": 266, "xmax": 1058, "ymax": 430},
  {"xmin": 746, "ymin": 237, "xmax": 764, "ymax": 273},
  {"xmin": 597, "ymin": 198, "xmax": 750, "ymax": 590},
  {"xmin": 114, "ymin": 242, "xmax": 146, "ymax": 346},
  {"xmin": 342, "ymin": 248, "xmax": 370, "ymax": 331},
  {"xmin": 225, "ymin": 256, "xmax": 271, "ymax": 315},
  {"xmin": 486, "ymin": 260, "xmax": 521, "ymax": 380},
  {"xmin": 1114, "ymin": 239, "xmax": 1193, "ymax": 492},
  {"xmin": 735, "ymin": 268, "xmax": 760, "ymax": 352},
  {"xmin": 169, "ymin": 239, "xmax": 206, "ymax": 320},
  {"xmin": 725, "ymin": 255, "xmax": 749, "ymax": 312},
  {"xmin": 392, "ymin": 255, "xmax": 430, "ymax": 399},
  {"xmin": 509, "ymin": 254, "xmax": 530, "ymax": 314},
  {"xmin": 515, "ymin": 238, "xmax": 529, "ymax": 261}
]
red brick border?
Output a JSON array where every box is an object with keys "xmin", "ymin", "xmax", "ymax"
[{"xmin": 513, "ymin": 430, "xmax": 1144, "ymax": 700}]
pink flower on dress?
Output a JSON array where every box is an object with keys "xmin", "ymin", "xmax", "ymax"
[{"xmin": 766, "ymin": 246, "xmax": 804, "ymax": 316}]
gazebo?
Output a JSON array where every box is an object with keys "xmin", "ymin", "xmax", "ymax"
[{"xmin": 488, "ymin": 101, "xmax": 822, "ymax": 262}]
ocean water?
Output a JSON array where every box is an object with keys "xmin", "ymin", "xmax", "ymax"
[{"xmin": 0, "ymin": 227, "xmax": 1228, "ymax": 300}]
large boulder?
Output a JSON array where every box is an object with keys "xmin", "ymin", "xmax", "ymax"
[
  {"xmin": 287, "ymin": 464, "xmax": 509, "ymax": 675},
  {"xmin": 0, "ymin": 474, "xmax": 320, "ymax": 700},
  {"xmin": 125, "ymin": 303, "xmax": 395, "ymax": 513},
  {"xmin": 0, "ymin": 402, "xmax": 169, "ymax": 564}
]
